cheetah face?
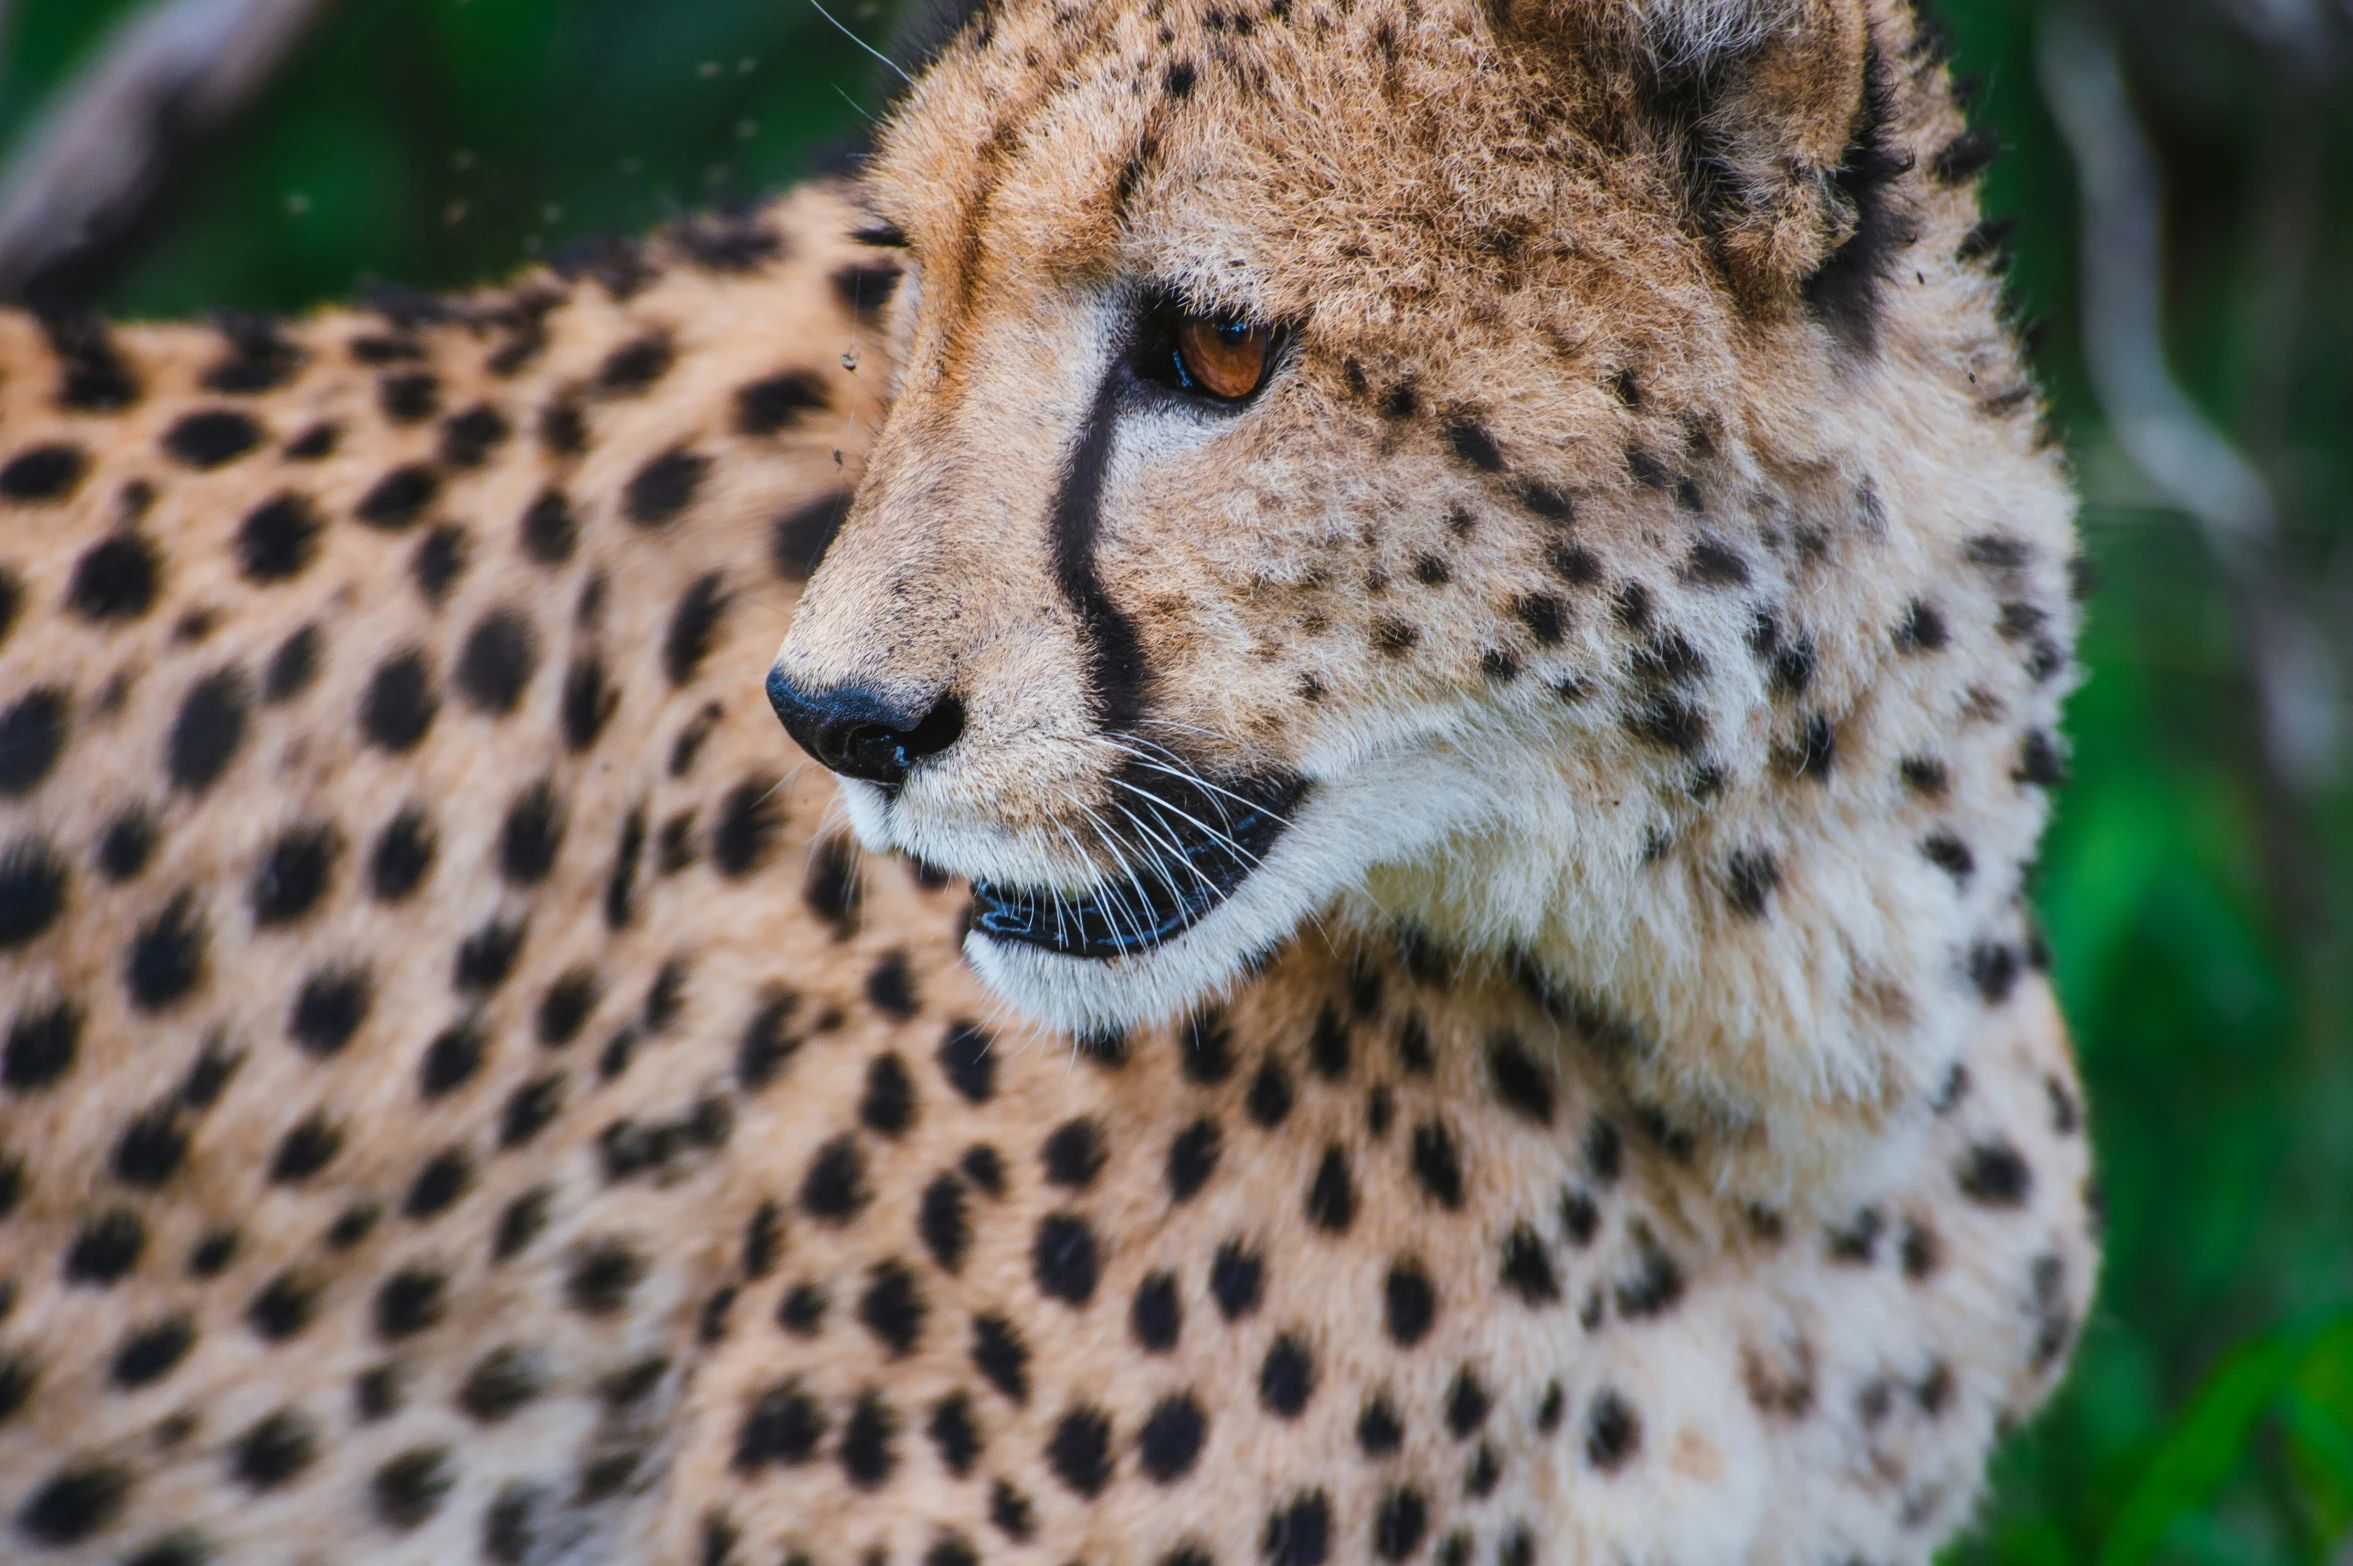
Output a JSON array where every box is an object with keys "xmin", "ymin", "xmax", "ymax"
[{"xmin": 771, "ymin": 0, "xmax": 2075, "ymax": 1120}]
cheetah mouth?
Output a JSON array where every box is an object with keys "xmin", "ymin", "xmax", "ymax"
[{"xmin": 967, "ymin": 763, "xmax": 1307, "ymax": 959}]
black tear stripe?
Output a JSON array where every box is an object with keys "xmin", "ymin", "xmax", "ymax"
[{"xmin": 1047, "ymin": 368, "xmax": 1153, "ymax": 731}]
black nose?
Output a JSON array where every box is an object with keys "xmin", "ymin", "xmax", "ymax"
[{"xmin": 766, "ymin": 668, "xmax": 965, "ymax": 789}]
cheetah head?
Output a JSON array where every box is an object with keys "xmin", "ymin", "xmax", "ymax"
[{"xmin": 770, "ymin": 0, "xmax": 2076, "ymax": 1145}]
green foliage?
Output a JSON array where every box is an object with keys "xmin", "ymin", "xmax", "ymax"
[{"xmin": 1, "ymin": 0, "xmax": 2346, "ymax": 1559}]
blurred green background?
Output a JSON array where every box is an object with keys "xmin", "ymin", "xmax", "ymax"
[{"xmin": 3, "ymin": 0, "xmax": 2348, "ymax": 1560}]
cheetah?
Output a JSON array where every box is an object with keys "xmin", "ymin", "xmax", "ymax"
[{"xmin": 0, "ymin": 0, "xmax": 2095, "ymax": 1560}]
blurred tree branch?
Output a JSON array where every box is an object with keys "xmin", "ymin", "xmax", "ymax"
[
  {"xmin": 0, "ymin": 0, "xmax": 336, "ymax": 301},
  {"xmin": 2039, "ymin": 7, "xmax": 2343, "ymax": 794}
]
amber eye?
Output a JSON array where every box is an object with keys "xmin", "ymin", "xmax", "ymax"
[{"xmin": 1175, "ymin": 316, "xmax": 1271, "ymax": 400}]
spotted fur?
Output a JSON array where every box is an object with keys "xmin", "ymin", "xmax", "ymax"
[{"xmin": 0, "ymin": 0, "xmax": 2092, "ymax": 1560}]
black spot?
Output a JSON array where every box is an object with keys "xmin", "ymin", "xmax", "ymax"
[
  {"xmin": 1560, "ymin": 1186, "xmax": 1599, "ymax": 1246},
  {"xmin": 625, "ymin": 448, "xmax": 709, "ymax": 526},
  {"xmin": 203, "ymin": 316, "xmax": 305, "ymax": 394},
  {"xmin": 1443, "ymin": 418, "xmax": 1504, "ymax": 471},
  {"xmin": 858, "ymin": 1259, "xmax": 928, "ymax": 1357},
  {"xmin": 269, "ymin": 1113, "xmax": 344, "ymax": 1183},
  {"xmin": 801, "ymin": 1135, "xmax": 870, "ymax": 1223},
  {"xmin": 492, "ymin": 1187, "xmax": 551, "ymax": 1261},
  {"xmin": 66, "ymin": 1207, "xmax": 147, "ymax": 1284},
  {"xmin": 16, "ymin": 1461, "xmax": 131, "ymax": 1545},
  {"xmin": 354, "ymin": 1363, "xmax": 403, "ymax": 1420},
  {"xmin": 233, "ymin": 493, "xmax": 324, "ymax": 584},
  {"xmin": 1043, "ymin": 1118, "xmax": 1107, "ymax": 1189},
  {"xmin": 1167, "ymin": 1116, "xmax": 1221, "ymax": 1202},
  {"xmin": 972, "ymin": 1313, "xmax": 1030, "ymax": 1402},
  {"xmin": 494, "ymin": 1074, "xmax": 562, "ymax": 1148},
  {"xmin": 1776, "ymin": 713, "xmax": 1837, "ymax": 781},
  {"xmin": 1624, "ymin": 690, "xmax": 1707, "ymax": 753},
  {"xmin": 1958, "ymin": 1140, "xmax": 2033, "ymax": 1206},
  {"xmin": 1538, "ymin": 1380, "xmax": 1568, "ymax": 1432},
  {"xmin": 373, "ymin": 1448, "xmax": 454, "ymax": 1530},
  {"xmin": 939, "ymin": 1021, "xmax": 995, "ymax": 1101},
  {"xmin": 736, "ymin": 371, "xmax": 827, "ymax": 434},
  {"xmin": 247, "ymin": 1269, "xmax": 321, "ymax": 1339},
  {"xmin": 804, "ymin": 834, "xmax": 864, "ymax": 936},
  {"xmin": 168, "ymin": 668, "xmax": 251, "ymax": 793},
  {"xmin": 929, "ymin": 1391, "xmax": 983, "ymax": 1477},
  {"xmin": 184, "ymin": 1226, "xmax": 240, "ymax": 1278},
  {"xmin": 655, "ymin": 574, "xmax": 734, "ymax": 691},
  {"xmin": 771, "ymin": 492, "xmax": 852, "ymax": 580},
  {"xmin": 1685, "ymin": 538, "xmax": 1750, "ymax": 585},
  {"xmin": 839, "ymin": 1391, "xmax": 899, "ymax": 1488},
  {"xmin": 251, "ymin": 821, "xmax": 340, "ymax": 928},
  {"xmin": 596, "ymin": 333, "xmax": 673, "ymax": 397},
  {"xmin": 830, "ymin": 262, "xmax": 902, "ymax": 317},
  {"xmin": 2016, "ymin": 730, "xmax": 2066, "ymax": 788},
  {"xmin": 95, "ymin": 807, "xmax": 157, "ymax": 882},
  {"xmin": 163, "ymin": 409, "xmax": 263, "ymax": 469},
  {"xmin": 126, "ymin": 889, "xmax": 208, "ymax": 1011},
  {"xmin": 257, "ymin": 624, "xmax": 322, "ymax": 707},
  {"xmin": 369, "ymin": 806, "xmax": 436, "ymax": 901},
  {"xmin": 1895, "ymin": 599, "xmax": 1949, "ymax": 652},
  {"xmin": 567, "ymin": 1238, "xmax": 647, "ymax": 1314},
  {"xmin": 500, "ymin": 780, "xmax": 566, "ymax": 884},
  {"xmin": 1726, "ymin": 850, "xmax": 1781, "ymax": 918},
  {"xmin": 1123, "ymin": 1391, "xmax": 1206, "ymax": 1490},
  {"xmin": 1032, "ymin": 1213, "xmax": 1098, "ymax": 1305},
  {"xmin": 1968, "ymin": 940, "xmax": 2021, "ymax": 1004},
  {"xmin": 919, "ymin": 1172, "xmax": 971, "ymax": 1272},
  {"xmin": 3, "ymin": 443, "xmax": 90, "ymax": 504},
  {"xmin": 1922, "ymin": 832, "xmax": 1975, "ymax": 883},
  {"xmin": 1165, "ymin": 58, "xmax": 1198, "ymax": 95},
  {"xmin": 1374, "ymin": 1487, "xmax": 1428, "ymax": 1561},
  {"xmin": 1305, "ymin": 1145, "xmax": 1356, "ymax": 1232},
  {"xmin": 1614, "ymin": 1225, "xmax": 1685, "ymax": 1318},
  {"xmin": 1465, "ymin": 1442, "xmax": 1502, "ymax": 1496},
  {"xmin": 1585, "ymin": 1389, "xmax": 1641, "ymax": 1470},
  {"xmin": 1264, "ymin": 1492, "xmax": 1332, "ymax": 1565},
  {"xmin": 1260, "ymin": 1335, "xmax": 1316, "ymax": 1417},
  {"xmin": 112, "ymin": 1313, "xmax": 196, "ymax": 1388},
  {"xmin": 361, "ymin": 648, "xmax": 439, "ymax": 753},
  {"xmin": 733, "ymin": 989, "xmax": 798, "ymax": 1090},
  {"xmin": 866, "ymin": 950, "xmax": 917, "ymax": 1018},
  {"xmin": 1487, "ymin": 1033, "xmax": 1553, "ymax": 1124},
  {"xmin": 1210, "ymin": 1239, "xmax": 1264, "ymax": 1320},
  {"xmin": 1504, "ymin": 598, "xmax": 1569, "ymax": 659},
  {"xmin": 4, "ymin": 997, "xmax": 80, "ymax": 1091},
  {"xmin": 0, "ymin": 833, "xmax": 70, "ymax": 950},
  {"xmin": 233, "ymin": 1407, "xmax": 318, "ymax": 1489},
  {"xmin": 284, "ymin": 422, "xmax": 338, "ymax": 459},
  {"xmin": 379, "ymin": 371, "xmax": 441, "ymax": 425},
  {"xmin": 1933, "ymin": 127, "xmax": 2000, "ymax": 184},
  {"xmin": 356, "ymin": 464, "xmax": 441, "ymax": 530},
  {"xmin": 1047, "ymin": 1404, "xmax": 1114, "ymax": 1496},
  {"xmin": 1358, "ymin": 1395, "xmax": 1405, "ymax": 1456},
  {"xmin": 1901, "ymin": 1219, "xmax": 1942, "ymax": 1279},
  {"xmin": 776, "ymin": 1282, "xmax": 828, "ymax": 1336},
  {"xmin": 1248, "ymin": 1056, "xmax": 1294, "ymax": 1125},
  {"xmin": 1500, "ymin": 1224, "xmax": 1560, "ymax": 1303},
  {"xmin": 1122, "ymin": 1272, "xmax": 1184, "ymax": 1354},
  {"xmin": 0, "ymin": 690, "xmax": 68, "ymax": 805},
  {"xmin": 1373, "ymin": 618, "xmax": 1421, "ymax": 656},
  {"xmin": 454, "ymin": 917, "xmax": 526, "ymax": 993},
  {"xmin": 456, "ymin": 610, "xmax": 539, "ymax": 714},
  {"xmin": 404, "ymin": 1146, "xmax": 474, "ymax": 1217}
]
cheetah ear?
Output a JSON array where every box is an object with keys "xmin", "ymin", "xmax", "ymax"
[{"xmin": 1628, "ymin": 0, "xmax": 1902, "ymax": 336}]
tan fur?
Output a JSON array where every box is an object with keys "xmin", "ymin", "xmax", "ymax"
[{"xmin": 0, "ymin": 1, "xmax": 2092, "ymax": 1561}]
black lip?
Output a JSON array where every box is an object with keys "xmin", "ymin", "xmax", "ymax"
[{"xmin": 969, "ymin": 761, "xmax": 1305, "ymax": 959}]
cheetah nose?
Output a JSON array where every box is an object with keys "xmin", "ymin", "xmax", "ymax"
[{"xmin": 765, "ymin": 667, "xmax": 965, "ymax": 790}]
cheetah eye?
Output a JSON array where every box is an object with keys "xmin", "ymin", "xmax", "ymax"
[
  {"xmin": 1176, "ymin": 317, "xmax": 1270, "ymax": 400},
  {"xmin": 1137, "ymin": 297, "xmax": 1283, "ymax": 405}
]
